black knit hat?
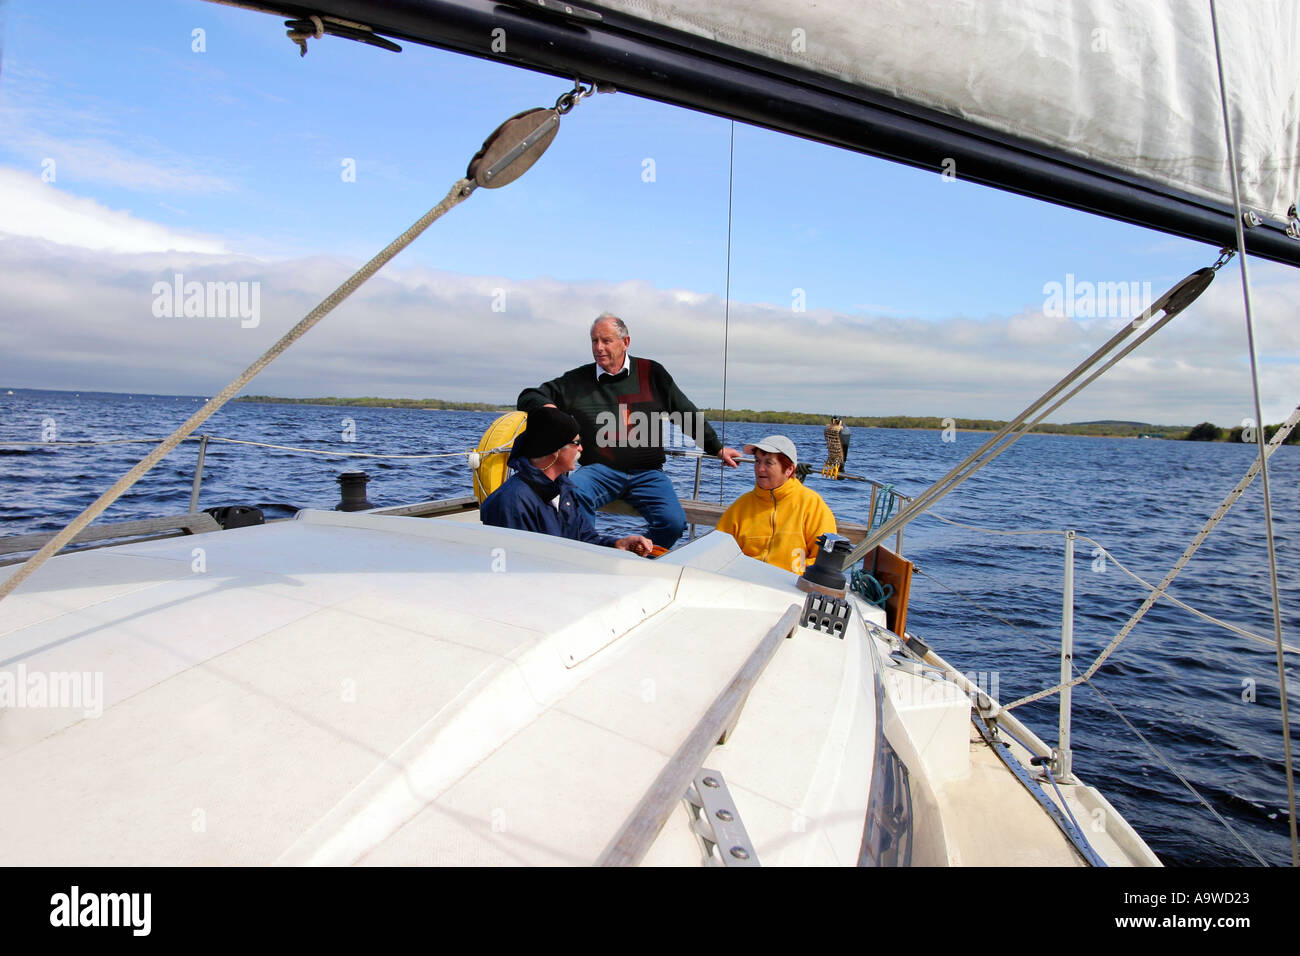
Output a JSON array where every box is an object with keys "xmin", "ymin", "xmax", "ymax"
[{"xmin": 514, "ymin": 407, "xmax": 580, "ymax": 460}]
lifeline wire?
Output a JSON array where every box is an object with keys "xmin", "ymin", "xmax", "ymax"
[
  {"xmin": 1077, "ymin": 536, "xmax": 1300, "ymax": 658},
  {"xmin": 922, "ymin": 502, "xmax": 1298, "ymax": 655},
  {"xmin": 1209, "ymin": 0, "xmax": 1297, "ymax": 867},
  {"xmin": 202, "ymin": 436, "xmax": 469, "ymax": 459},
  {"xmin": 993, "ymin": 723, "xmax": 1093, "ymax": 848},
  {"xmin": 2, "ymin": 435, "xmax": 486, "ymax": 459}
]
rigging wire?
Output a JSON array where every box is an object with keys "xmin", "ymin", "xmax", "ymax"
[
  {"xmin": 917, "ymin": 410, "xmax": 1300, "ymax": 659},
  {"xmin": 1209, "ymin": 0, "xmax": 1298, "ymax": 867},
  {"xmin": 718, "ymin": 120, "xmax": 735, "ymax": 504},
  {"xmin": 998, "ymin": 408, "xmax": 1300, "ymax": 708},
  {"xmin": 844, "ymin": 263, "xmax": 1219, "ymax": 567},
  {"xmin": 1076, "ymin": 536, "xmax": 1300, "ymax": 658},
  {"xmin": 992, "ymin": 722, "xmax": 1094, "ymax": 849}
]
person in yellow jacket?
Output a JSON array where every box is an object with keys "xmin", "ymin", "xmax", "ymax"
[{"xmin": 715, "ymin": 435, "xmax": 837, "ymax": 573}]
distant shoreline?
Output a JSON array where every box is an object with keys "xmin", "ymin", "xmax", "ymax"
[
  {"xmin": 4, "ymin": 389, "xmax": 1286, "ymax": 442},
  {"xmin": 233, "ymin": 395, "xmax": 1197, "ymax": 440},
  {"xmin": 234, "ymin": 395, "xmax": 511, "ymax": 413}
]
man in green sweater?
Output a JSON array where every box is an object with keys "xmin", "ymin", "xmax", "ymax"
[{"xmin": 517, "ymin": 313, "xmax": 741, "ymax": 548}]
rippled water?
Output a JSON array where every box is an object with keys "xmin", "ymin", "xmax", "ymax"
[{"xmin": 2, "ymin": 388, "xmax": 1296, "ymax": 866}]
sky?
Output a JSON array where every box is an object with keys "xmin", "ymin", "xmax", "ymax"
[{"xmin": 0, "ymin": 0, "xmax": 1297, "ymax": 425}]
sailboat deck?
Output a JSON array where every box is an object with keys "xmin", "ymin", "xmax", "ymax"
[{"xmin": 0, "ymin": 510, "xmax": 885, "ymax": 865}]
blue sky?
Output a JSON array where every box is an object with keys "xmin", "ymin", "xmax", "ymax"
[{"xmin": 1, "ymin": 0, "xmax": 1296, "ymax": 424}]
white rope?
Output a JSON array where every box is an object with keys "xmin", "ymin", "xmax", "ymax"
[
  {"xmin": 0, "ymin": 435, "xmax": 514, "ymax": 460},
  {"xmin": 1076, "ymin": 538, "xmax": 1300, "ymax": 657},
  {"xmin": 924, "ymin": 510, "xmax": 1298, "ymax": 658}
]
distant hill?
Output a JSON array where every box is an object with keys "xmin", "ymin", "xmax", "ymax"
[{"xmin": 1069, "ymin": 420, "xmax": 1150, "ymax": 427}]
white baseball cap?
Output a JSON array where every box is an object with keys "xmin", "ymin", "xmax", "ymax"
[{"xmin": 743, "ymin": 435, "xmax": 798, "ymax": 466}]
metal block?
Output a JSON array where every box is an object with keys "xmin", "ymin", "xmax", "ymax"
[{"xmin": 682, "ymin": 770, "xmax": 760, "ymax": 867}]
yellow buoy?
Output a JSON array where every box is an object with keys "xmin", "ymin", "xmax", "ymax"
[{"xmin": 472, "ymin": 410, "xmax": 528, "ymax": 503}]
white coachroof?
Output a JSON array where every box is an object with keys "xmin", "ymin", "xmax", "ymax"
[
  {"xmin": 0, "ymin": 510, "xmax": 884, "ymax": 865},
  {"xmin": 601, "ymin": 0, "xmax": 1300, "ymax": 222}
]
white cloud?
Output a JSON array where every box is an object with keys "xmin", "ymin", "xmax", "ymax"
[
  {"xmin": 0, "ymin": 169, "xmax": 229, "ymax": 253},
  {"xmin": 0, "ymin": 233, "xmax": 1296, "ymax": 426},
  {"xmin": 13, "ymin": 132, "xmax": 236, "ymax": 195}
]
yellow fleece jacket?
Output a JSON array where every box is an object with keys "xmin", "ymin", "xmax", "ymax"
[{"xmin": 715, "ymin": 477, "xmax": 837, "ymax": 573}]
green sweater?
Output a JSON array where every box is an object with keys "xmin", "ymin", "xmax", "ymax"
[{"xmin": 518, "ymin": 357, "xmax": 722, "ymax": 471}]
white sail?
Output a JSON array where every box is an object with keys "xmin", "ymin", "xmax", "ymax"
[{"xmin": 599, "ymin": 0, "xmax": 1300, "ymax": 223}]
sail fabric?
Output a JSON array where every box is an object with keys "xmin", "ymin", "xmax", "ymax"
[{"xmin": 600, "ymin": 0, "xmax": 1300, "ymax": 223}]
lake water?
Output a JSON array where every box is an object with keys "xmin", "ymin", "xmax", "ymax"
[{"xmin": 1, "ymin": 387, "xmax": 1296, "ymax": 866}]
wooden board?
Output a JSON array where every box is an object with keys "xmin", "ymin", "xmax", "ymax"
[
  {"xmin": 860, "ymin": 544, "xmax": 913, "ymax": 636},
  {"xmin": 373, "ymin": 496, "xmax": 479, "ymax": 518}
]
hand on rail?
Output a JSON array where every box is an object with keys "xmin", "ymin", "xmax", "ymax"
[{"xmin": 717, "ymin": 447, "xmax": 742, "ymax": 468}]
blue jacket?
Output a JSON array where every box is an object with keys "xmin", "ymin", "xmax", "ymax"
[{"xmin": 480, "ymin": 457, "xmax": 618, "ymax": 547}]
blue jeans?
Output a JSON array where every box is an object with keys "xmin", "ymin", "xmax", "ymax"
[{"xmin": 568, "ymin": 464, "xmax": 686, "ymax": 548}]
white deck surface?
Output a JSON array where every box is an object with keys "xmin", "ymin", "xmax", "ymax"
[{"xmin": 0, "ymin": 511, "xmax": 881, "ymax": 865}]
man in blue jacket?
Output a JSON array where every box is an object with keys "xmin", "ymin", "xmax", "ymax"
[{"xmin": 481, "ymin": 406, "xmax": 654, "ymax": 555}]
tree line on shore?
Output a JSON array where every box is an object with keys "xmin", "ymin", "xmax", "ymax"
[
  {"xmin": 236, "ymin": 396, "xmax": 1295, "ymax": 443},
  {"xmin": 1185, "ymin": 421, "xmax": 1299, "ymax": 444}
]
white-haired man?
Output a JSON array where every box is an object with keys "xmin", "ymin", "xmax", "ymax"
[{"xmin": 517, "ymin": 313, "xmax": 741, "ymax": 548}]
